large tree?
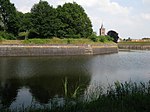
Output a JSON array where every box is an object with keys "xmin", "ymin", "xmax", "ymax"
[
  {"xmin": 107, "ymin": 30, "xmax": 119, "ymax": 43},
  {"xmin": 30, "ymin": 1, "xmax": 61, "ymax": 38},
  {"xmin": 0, "ymin": 0, "xmax": 19, "ymax": 35},
  {"xmin": 17, "ymin": 12, "xmax": 32, "ymax": 32},
  {"xmin": 57, "ymin": 2, "xmax": 93, "ymax": 38}
]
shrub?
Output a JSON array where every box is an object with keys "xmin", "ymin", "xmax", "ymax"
[
  {"xmin": 17, "ymin": 32, "xmax": 29, "ymax": 40},
  {"xmin": 89, "ymin": 33, "xmax": 98, "ymax": 42},
  {"xmin": 0, "ymin": 35, "xmax": 3, "ymax": 41},
  {"xmin": 0, "ymin": 31, "xmax": 15, "ymax": 40},
  {"xmin": 28, "ymin": 30, "xmax": 39, "ymax": 39},
  {"xmin": 99, "ymin": 36, "xmax": 114, "ymax": 42},
  {"xmin": 99, "ymin": 36, "xmax": 107, "ymax": 42}
]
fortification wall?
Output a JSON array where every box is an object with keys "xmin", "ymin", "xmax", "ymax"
[
  {"xmin": 0, "ymin": 44, "xmax": 118, "ymax": 56},
  {"xmin": 118, "ymin": 44, "xmax": 150, "ymax": 50}
]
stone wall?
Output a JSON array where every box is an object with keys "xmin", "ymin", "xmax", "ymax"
[
  {"xmin": 0, "ymin": 44, "xmax": 118, "ymax": 56},
  {"xmin": 118, "ymin": 44, "xmax": 150, "ymax": 50}
]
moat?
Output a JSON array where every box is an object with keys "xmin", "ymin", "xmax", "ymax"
[{"xmin": 0, "ymin": 50, "xmax": 150, "ymax": 109}]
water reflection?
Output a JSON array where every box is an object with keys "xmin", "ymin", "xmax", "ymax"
[
  {"xmin": 0, "ymin": 78, "xmax": 20, "ymax": 109},
  {"xmin": 0, "ymin": 51, "xmax": 150, "ymax": 109},
  {"xmin": 0, "ymin": 56, "xmax": 92, "ymax": 109}
]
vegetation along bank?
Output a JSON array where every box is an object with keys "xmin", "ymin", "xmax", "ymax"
[
  {"xmin": 118, "ymin": 42, "xmax": 150, "ymax": 50},
  {"xmin": 0, "ymin": 0, "xmax": 119, "ymax": 56}
]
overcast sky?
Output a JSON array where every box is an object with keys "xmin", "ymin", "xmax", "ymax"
[{"xmin": 10, "ymin": 0, "xmax": 150, "ymax": 39}]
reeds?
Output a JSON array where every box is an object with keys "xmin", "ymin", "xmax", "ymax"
[{"xmin": 2, "ymin": 81, "xmax": 150, "ymax": 112}]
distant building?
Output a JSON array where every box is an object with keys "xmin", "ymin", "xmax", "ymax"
[{"xmin": 99, "ymin": 24, "xmax": 105, "ymax": 36}]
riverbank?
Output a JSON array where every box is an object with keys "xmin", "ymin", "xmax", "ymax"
[
  {"xmin": 0, "ymin": 44, "xmax": 118, "ymax": 56},
  {"xmin": 118, "ymin": 42, "xmax": 150, "ymax": 50},
  {"xmin": 0, "ymin": 39, "xmax": 118, "ymax": 56}
]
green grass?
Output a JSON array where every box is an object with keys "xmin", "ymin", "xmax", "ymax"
[
  {"xmin": 2, "ymin": 81, "xmax": 150, "ymax": 112},
  {"xmin": 23, "ymin": 38, "xmax": 114, "ymax": 45},
  {"xmin": 119, "ymin": 41, "xmax": 150, "ymax": 45},
  {"xmin": 0, "ymin": 37, "xmax": 115, "ymax": 45}
]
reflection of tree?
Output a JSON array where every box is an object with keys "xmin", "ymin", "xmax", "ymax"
[
  {"xmin": 0, "ymin": 56, "xmax": 92, "ymax": 106},
  {"xmin": 0, "ymin": 79, "xmax": 20, "ymax": 109},
  {"xmin": 26, "ymin": 72, "xmax": 91, "ymax": 104}
]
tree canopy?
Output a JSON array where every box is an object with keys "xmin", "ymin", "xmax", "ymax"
[
  {"xmin": 0, "ymin": 0, "xmax": 95, "ymax": 40},
  {"xmin": 107, "ymin": 30, "xmax": 119, "ymax": 43},
  {"xmin": 57, "ymin": 2, "xmax": 93, "ymax": 38},
  {"xmin": 0, "ymin": 0, "xmax": 19, "ymax": 35},
  {"xmin": 30, "ymin": 1, "xmax": 61, "ymax": 38}
]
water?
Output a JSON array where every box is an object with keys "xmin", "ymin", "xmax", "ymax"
[{"xmin": 0, "ymin": 51, "xmax": 150, "ymax": 109}]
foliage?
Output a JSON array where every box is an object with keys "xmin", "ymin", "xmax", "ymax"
[
  {"xmin": 63, "ymin": 77, "xmax": 81, "ymax": 99},
  {"xmin": 22, "ymin": 38, "xmax": 97, "ymax": 44},
  {"xmin": 0, "ymin": 35, "xmax": 3, "ymax": 41},
  {"xmin": 89, "ymin": 33, "xmax": 113, "ymax": 42},
  {"xmin": 23, "ymin": 38, "xmax": 50, "ymax": 44},
  {"xmin": 0, "ymin": 31, "xmax": 15, "ymax": 40},
  {"xmin": 27, "ymin": 30, "xmax": 39, "ymax": 39},
  {"xmin": 57, "ymin": 2, "xmax": 93, "ymax": 38},
  {"xmin": 17, "ymin": 12, "xmax": 32, "ymax": 32},
  {"xmin": 17, "ymin": 32, "xmax": 29, "ymax": 40},
  {"xmin": 119, "ymin": 41, "xmax": 150, "ymax": 45},
  {"xmin": 89, "ymin": 33, "xmax": 98, "ymax": 42},
  {"xmin": 0, "ymin": 0, "xmax": 19, "ymax": 35},
  {"xmin": 2, "ymin": 81, "xmax": 150, "ymax": 112},
  {"xmin": 107, "ymin": 30, "xmax": 119, "ymax": 43},
  {"xmin": 30, "ymin": 1, "xmax": 60, "ymax": 38}
]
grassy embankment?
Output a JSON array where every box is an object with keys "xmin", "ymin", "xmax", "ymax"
[
  {"xmin": 118, "ymin": 41, "xmax": 150, "ymax": 45},
  {"xmin": 2, "ymin": 81, "xmax": 150, "ymax": 112},
  {"xmin": 0, "ymin": 38, "xmax": 115, "ymax": 45}
]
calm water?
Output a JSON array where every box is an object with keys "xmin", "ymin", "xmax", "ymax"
[{"xmin": 0, "ymin": 51, "xmax": 150, "ymax": 109}]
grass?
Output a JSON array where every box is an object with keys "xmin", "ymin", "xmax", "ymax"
[
  {"xmin": 119, "ymin": 41, "xmax": 150, "ymax": 45},
  {"xmin": 0, "ymin": 38, "xmax": 115, "ymax": 45},
  {"xmin": 1, "ymin": 81, "xmax": 150, "ymax": 112}
]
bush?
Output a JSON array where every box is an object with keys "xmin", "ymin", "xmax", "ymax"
[
  {"xmin": 99, "ymin": 36, "xmax": 114, "ymax": 42},
  {"xmin": 28, "ymin": 30, "xmax": 39, "ymax": 39},
  {"xmin": 17, "ymin": 32, "xmax": 29, "ymax": 40},
  {"xmin": 0, "ymin": 35, "xmax": 3, "ymax": 41},
  {"xmin": 99, "ymin": 36, "xmax": 107, "ymax": 42},
  {"xmin": 0, "ymin": 31, "xmax": 16, "ymax": 40},
  {"xmin": 107, "ymin": 35, "xmax": 114, "ymax": 41},
  {"xmin": 89, "ymin": 33, "xmax": 98, "ymax": 42}
]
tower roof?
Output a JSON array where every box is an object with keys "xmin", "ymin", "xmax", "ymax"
[{"xmin": 100, "ymin": 23, "xmax": 104, "ymax": 29}]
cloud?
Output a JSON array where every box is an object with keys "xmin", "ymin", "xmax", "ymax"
[
  {"xmin": 142, "ymin": 13, "xmax": 150, "ymax": 20},
  {"xmin": 10, "ymin": 0, "xmax": 38, "ymax": 13},
  {"xmin": 142, "ymin": 0, "xmax": 150, "ymax": 4},
  {"xmin": 98, "ymin": 0, "xmax": 129, "ymax": 15},
  {"xmin": 10, "ymin": 0, "xmax": 150, "ymax": 38}
]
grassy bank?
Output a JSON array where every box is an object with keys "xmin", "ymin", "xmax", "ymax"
[
  {"xmin": 2, "ymin": 81, "xmax": 150, "ymax": 112},
  {"xmin": 0, "ymin": 38, "xmax": 115, "ymax": 45},
  {"xmin": 119, "ymin": 41, "xmax": 150, "ymax": 45}
]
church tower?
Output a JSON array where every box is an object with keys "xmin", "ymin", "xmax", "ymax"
[{"xmin": 99, "ymin": 23, "xmax": 105, "ymax": 36}]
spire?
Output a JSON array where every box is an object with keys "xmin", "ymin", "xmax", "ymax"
[{"xmin": 101, "ymin": 23, "xmax": 103, "ymax": 29}]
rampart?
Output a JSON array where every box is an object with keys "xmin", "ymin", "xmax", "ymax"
[
  {"xmin": 118, "ymin": 44, "xmax": 150, "ymax": 50},
  {"xmin": 0, "ymin": 44, "xmax": 118, "ymax": 56}
]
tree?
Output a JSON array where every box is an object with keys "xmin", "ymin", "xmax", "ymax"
[
  {"xmin": 107, "ymin": 30, "xmax": 119, "ymax": 43},
  {"xmin": 57, "ymin": 2, "xmax": 93, "ymax": 38},
  {"xmin": 0, "ymin": 0, "xmax": 19, "ymax": 35},
  {"xmin": 30, "ymin": 1, "xmax": 60, "ymax": 38},
  {"xmin": 17, "ymin": 12, "xmax": 32, "ymax": 32}
]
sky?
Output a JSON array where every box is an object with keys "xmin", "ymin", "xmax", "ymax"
[{"xmin": 10, "ymin": 0, "xmax": 150, "ymax": 39}]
